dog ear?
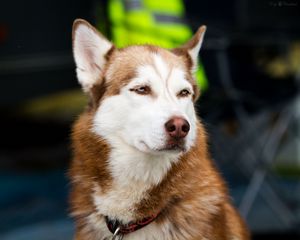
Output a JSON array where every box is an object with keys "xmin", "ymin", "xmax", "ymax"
[
  {"xmin": 173, "ymin": 26, "xmax": 206, "ymax": 73},
  {"xmin": 72, "ymin": 19, "xmax": 114, "ymax": 92}
]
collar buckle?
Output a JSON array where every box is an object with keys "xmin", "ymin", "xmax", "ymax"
[{"xmin": 112, "ymin": 227, "xmax": 123, "ymax": 240}]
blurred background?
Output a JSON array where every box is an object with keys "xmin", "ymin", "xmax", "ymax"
[{"xmin": 1, "ymin": 0, "xmax": 300, "ymax": 239}]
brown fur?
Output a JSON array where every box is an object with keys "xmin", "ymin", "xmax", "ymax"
[{"xmin": 69, "ymin": 20, "xmax": 249, "ymax": 240}]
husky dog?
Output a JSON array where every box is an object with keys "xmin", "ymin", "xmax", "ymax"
[{"xmin": 69, "ymin": 19, "xmax": 249, "ymax": 240}]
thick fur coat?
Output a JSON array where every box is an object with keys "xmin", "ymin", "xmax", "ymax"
[{"xmin": 69, "ymin": 19, "xmax": 249, "ymax": 240}]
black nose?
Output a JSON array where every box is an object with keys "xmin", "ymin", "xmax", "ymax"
[{"xmin": 165, "ymin": 117, "xmax": 190, "ymax": 139}]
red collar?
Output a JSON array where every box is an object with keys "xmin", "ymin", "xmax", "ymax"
[{"xmin": 105, "ymin": 213, "xmax": 159, "ymax": 236}]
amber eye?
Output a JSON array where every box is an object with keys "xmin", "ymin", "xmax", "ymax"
[
  {"xmin": 130, "ymin": 85, "xmax": 151, "ymax": 95},
  {"xmin": 178, "ymin": 89, "xmax": 191, "ymax": 97}
]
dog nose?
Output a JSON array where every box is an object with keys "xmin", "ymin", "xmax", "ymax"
[{"xmin": 165, "ymin": 117, "xmax": 190, "ymax": 139}]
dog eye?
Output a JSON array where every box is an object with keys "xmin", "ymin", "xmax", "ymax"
[
  {"xmin": 130, "ymin": 86, "xmax": 151, "ymax": 95},
  {"xmin": 177, "ymin": 89, "xmax": 191, "ymax": 97}
]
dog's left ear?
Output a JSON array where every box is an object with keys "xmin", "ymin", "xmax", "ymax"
[{"xmin": 173, "ymin": 26, "xmax": 206, "ymax": 73}]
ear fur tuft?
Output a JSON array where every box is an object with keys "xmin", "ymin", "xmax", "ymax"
[
  {"xmin": 187, "ymin": 26, "xmax": 206, "ymax": 71},
  {"xmin": 173, "ymin": 25, "xmax": 206, "ymax": 73},
  {"xmin": 72, "ymin": 19, "xmax": 114, "ymax": 92}
]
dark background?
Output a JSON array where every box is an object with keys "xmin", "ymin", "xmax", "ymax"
[{"xmin": 1, "ymin": 0, "xmax": 300, "ymax": 239}]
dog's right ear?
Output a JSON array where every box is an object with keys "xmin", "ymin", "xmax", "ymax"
[{"xmin": 72, "ymin": 19, "xmax": 114, "ymax": 93}]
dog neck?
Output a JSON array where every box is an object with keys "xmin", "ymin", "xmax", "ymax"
[
  {"xmin": 106, "ymin": 136, "xmax": 181, "ymax": 186},
  {"xmin": 90, "ymin": 136, "xmax": 182, "ymax": 223}
]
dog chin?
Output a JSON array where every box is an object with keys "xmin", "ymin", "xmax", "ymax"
[
  {"xmin": 159, "ymin": 144, "xmax": 186, "ymax": 152},
  {"xmin": 136, "ymin": 140, "xmax": 186, "ymax": 155}
]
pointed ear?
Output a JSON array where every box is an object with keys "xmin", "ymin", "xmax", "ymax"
[
  {"xmin": 173, "ymin": 26, "xmax": 206, "ymax": 73},
  {"xmin": 72, "ymin": 19, "xmax": 114, "ymax": 92}
]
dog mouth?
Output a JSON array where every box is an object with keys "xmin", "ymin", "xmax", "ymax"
[
  {"xmin": 160, "ymin": 144, "xmax": 185, "ymax": 152},
  {"xmin": 158, "ymin": 139, "xmax": 186, "ymax": 152},
  {"xmin": 140, "ymin": 140, "xmax": 186, "ymax": 153}
]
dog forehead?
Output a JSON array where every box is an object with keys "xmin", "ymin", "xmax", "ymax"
[{"xmin": 105, "ymin": 45, "xmax": 186, "ymax": 86}]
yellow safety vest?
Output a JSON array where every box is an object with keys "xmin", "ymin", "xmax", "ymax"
[{"xmin": 98, "ymin": 0, "xmax": 208, "ymax": 90}]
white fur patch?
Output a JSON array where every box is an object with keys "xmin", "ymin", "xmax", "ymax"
[
  {"xmin": 153, "ymin": 54, "xmax": 169, "ymax": 81},
  {"xmin": 92, "ymin": 176, "xmax": 150, "ymax": 222}
]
